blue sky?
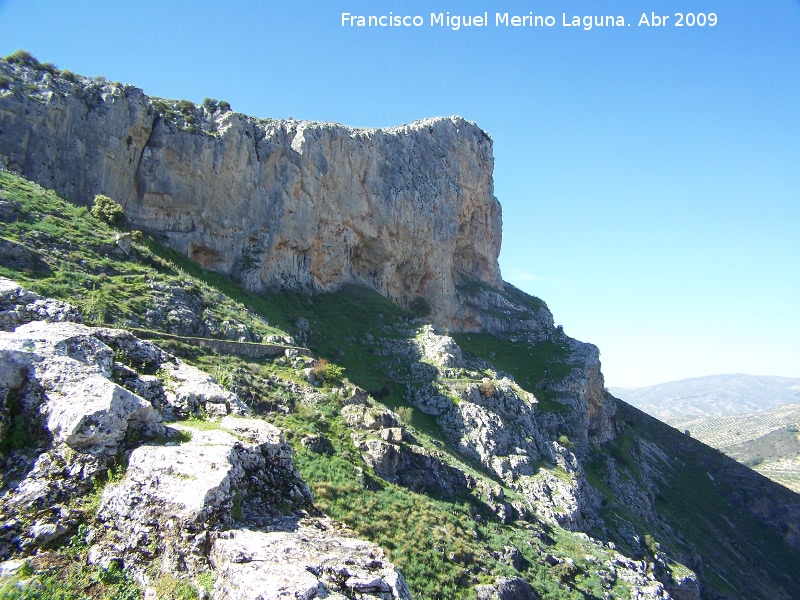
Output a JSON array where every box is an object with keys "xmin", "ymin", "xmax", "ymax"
[{"xmin": 1, "ymin": 0, "xmax": 798, "ymax": 387}]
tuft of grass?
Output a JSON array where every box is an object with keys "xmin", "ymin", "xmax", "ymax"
[{"xmin": 452, "ymin": 333, "xmax": 576, "ymax": 413}]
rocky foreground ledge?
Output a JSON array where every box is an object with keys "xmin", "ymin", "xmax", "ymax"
[{"xmin": 0, "ymin": 278, "xmax": 411, "ymax": 599}]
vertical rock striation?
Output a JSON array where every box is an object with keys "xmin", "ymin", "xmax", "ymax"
[{"xmin": 0, "ymin": 61, "xmax": 502, "ymax": 327}]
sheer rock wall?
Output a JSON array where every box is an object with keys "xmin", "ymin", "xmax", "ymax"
[{"xmin": 0, "ymin": 61, "xmax": 501, "ymax": 328}]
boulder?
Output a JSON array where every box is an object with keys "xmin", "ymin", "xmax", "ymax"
[
  {"xmin": 0, "ymin": 276, "xmax": 82, "ymax": 331},
  {"xmin": 475, "ymin": 577, "xmax": 540, "ymax": 600},
  {"xmin": 211, "ymin": 522, "xmax": 412, "ymax": 600}
]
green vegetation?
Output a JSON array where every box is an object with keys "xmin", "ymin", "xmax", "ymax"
[
  {"xmin": 409, "ymin": 295, "xmax": 432, "ymax": 318},
  {"xmin": 269, "ymin": 391, "xmax": 627, "ymax": 600},
  {"xmin": 0, "ymin": 170, "xmax": 285, "ymax": 338},
  {"xmin": 456, "ymin": 273, "xmax": 548, "ymax": 315},
  {"xmin": 583, "ymin": 403, "xmax": 800, "ymax": 600},
  {"xmin": 5, "ymin": 50, "xmax": 43, "ymax": 70},
  {"xmin": 176, "ymin": 99, "xmax": 196, "ymax": 115},
  {"xmin": 0, "ymin": 390, "xmax": 35, "ymax": 452},
  {"xmin": 0, "ymin": 526, "xmax": 140, "ymax": 600},
  {"xmin": 2, "ymin": 169, "xmax": 800, "ymax": 599},
  {"xmin": 90, "ymin": 194, "xmax": 124, "ymax": 225},
  {"xmin": 453, "ymin": 333, "xmax": 576, "ymax": 413}
]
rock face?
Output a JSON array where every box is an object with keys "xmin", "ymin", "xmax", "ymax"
[
  {"xmin": 0, "ymin": 281, "xmax": 412, "ymax": 598},
  {"xmin": 212, "ymin": 522, "xmax": 412, "ymax": 600},
  {"xmin": 0, "ymin": 277, "xmax": 83, "ymax": 331},
  {"xmin": 0, "ymin": 61, "xmax": 502, "ymax": 327},
  {"xmin": 96, "ymin": 417, "xmax": 313, "ymax": 575},
  {"xmin": 0, "ymin": 320, "xmax": 164, "ymax": 518},
  {"xmin": 342, "ymin": 389, "xmax": 472, "ymax": 497}
]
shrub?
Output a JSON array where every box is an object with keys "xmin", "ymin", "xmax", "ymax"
[
  {"xmin": 311, "ymin": 358, "xmax": 328, "ymax": 380},
  {"xmin": 152, "ymin": 99, "xmax": 171, "ymax": 114},
  {"xmin": 644, "ymin": 534, "xmax": 660, "ymax": 556},
  {"xmin": 551, "ymin": 560, "xmax": 578, "ymax": 582},
  {"xmin": 60, "ymin": 69, "xmax": 75, "ymax": 82},
  {"xmin": 202, "ymin": 97, "xmax": 218, "ymax": 111},
  {"xmin": 310, "ymin": 359, "xmax": 345, "ymax": 385},
  {"xmin": 395, "ymin": 406, "xmax": 413, "ymax": 424},
  {"xmin": 323, "ymin": 362, "xmax": 345, "ymax": 385},
  {"xmin": 479, "ymin": 379, "xmax": 496, "ymax": 397},
  {"xmin": 218, "ymin": 100, "xmax": 231, "ymax": 112},
  {"xmin": 0, "ymin": 74, "xmax": 11, "ymax": 90},
  {"xmin": 558, "ymin": 434, "xmax": 574, "ymax": 449},
  {"xmin": 5, "ymin": 50, "xmax": 40, "ymax": 68},
  {"xmin": 409, "ymin": 295, "xmax": 432, "ymax": 318},
  {"xmin": 176, "ymin": 99, "xmax": 196, "ymax": 115},
  {"xmin": 91, "ymin": 194, "xmax": 124, "ymax": 225},
  {"xmin": 214, "ymin": 362, "xmax": 234, "ymax": 390}
]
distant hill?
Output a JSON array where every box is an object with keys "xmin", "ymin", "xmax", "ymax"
[
  {"xmin": 610, "ymin": 374, "xmax": 800, "ymax": 424},
  {"xmin": 612, "ymin": 376, "xmax": 800, "ymax": 492}
]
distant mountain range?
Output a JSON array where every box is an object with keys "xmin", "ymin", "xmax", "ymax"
[
  {"xmin": 609, "ymin": 374, "xmax": 800, "ymax": 425},
  {"xmin": 611, "ymin": 375, "xmax": 800, "ymax": 492}
]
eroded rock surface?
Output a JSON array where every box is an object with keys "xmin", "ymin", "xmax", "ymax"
[
  {"xmin": 96, "ymin": 417, "xmax": 312, "ymax": 573},
  {"xmin": 0, "ymin": 62, "xmax": 501, "ymax": 328},
  {"xmin": 212, "ymin": 522, "xmax": 412, "ymax": 600},
  {"xmin": 0, "ymin": 321, "xmax": 163, "ymax": 515},
  {"xmin": 343, "ymin": 389, "xmax": 471, "ymax": 497},
  {"xmin": 0, "ymin": 280, "xmax": 412, "ymax": 597},
  {"xmin": 0, "ymin": 277, "xmax": 82, "ymax": 331}
]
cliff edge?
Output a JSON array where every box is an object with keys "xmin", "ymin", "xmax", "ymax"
[{"xmin": 0, "ymin": 60, "xmax": 501, "ymax": 328}]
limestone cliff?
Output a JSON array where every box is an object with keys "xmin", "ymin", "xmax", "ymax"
[{"xmin": 0, "ymin": 60, "xmax": 501, "ymax": 327}]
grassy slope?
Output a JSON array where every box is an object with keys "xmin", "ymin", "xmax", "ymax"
[
  {"xmin": 675, "ymin": 405, "xmax": 800, "ymax": 493},
  {"xmin": 608, "ymin": 403, "xmax": 800, "ymax": 599},
  {"xmin": 3, "ymin": 170, "xmax": 800, "ymax": 599},
  {"xmin": 0, "ymin": 171, "xmax": 633, "ymax": 599}
]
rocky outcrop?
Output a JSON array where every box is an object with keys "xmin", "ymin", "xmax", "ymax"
[
  {"xmin": 342, "ymin": 324, "xmax": 600, "ymax": 529},
  {"xmin": 96, "ymin": 417, "xmax": 312, "ymax": 575},
  {"xmin": 0, "ymin": 281, "xmax": 411, "ymax": 598},
  {"xmin": 0, "ymin": 320, "xmax": 165, "ymax": 525},
  {"xmin": 475, "ymin": 577, "xmax": 540, "ymax": 600},
  {"xmin": 0, "ymin": 277, "xmax": 82, "ymax": 331},
  {"xmin": 343, "ymin": 389, "xmax": 472, "ymax": 497},
  {"xmin": 414, "ymin": 324, "xmax": 464, "ymax": 368},
  {"xmin": 0, "ymin": 316, "xmax": 253, "ymax": 557},
  {"xmin": 212, "ymin": 521, "xmax": 412, "ymax": 600},
  {"xmin": 0, "ymin": 60, "xmax": 501, "ymax": 328}
]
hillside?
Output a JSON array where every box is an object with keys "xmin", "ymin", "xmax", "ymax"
[
  {"xmin": 609, "ymin": 375, "xmax": 800, "ymax": 424},
  {"xmin": 2, "ymin": 54, "xmax": 800, "ymax": 600},
  {"xmin": 0, "ymin": 55, "xmax": 501, "ymax": 330},
  {"xmin": 613, "ymin": 378, "xmax": 800, "ymax": 493},
  {"xmin": 2, "ymin": 169, "xmax": 800, "ymax": 599}
]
